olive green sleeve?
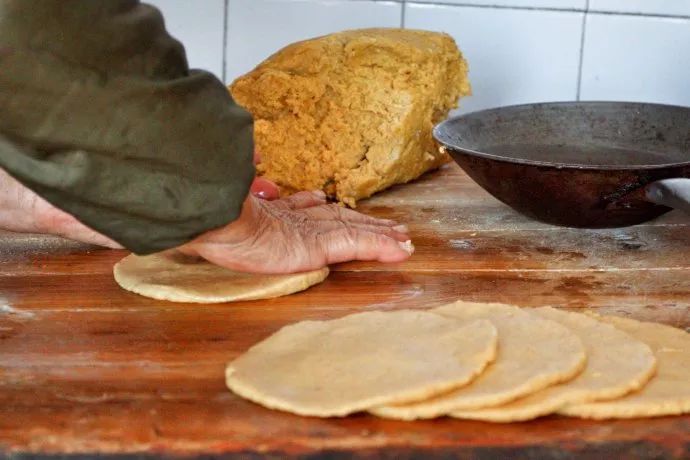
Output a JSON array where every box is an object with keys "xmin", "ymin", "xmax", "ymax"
[{"xmin": 0, "ymin": 0, "xmax": 254, "ymax": 254}]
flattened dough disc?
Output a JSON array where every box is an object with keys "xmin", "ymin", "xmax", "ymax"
[
  {"xmin": 452, "ymin": 307, "xmax": 657, "ymax": 422},
  {"xmin": 226, "ymin": 310, "xmax": 498, "ymax": 417},
  {"xmin": 371, "ymin": 302, "xmax": 586, "ymax": 420},
  {"xmin": 561, "ymin": 315, "xmax": 690, "ymax": 420},
  {"xmin": 114, "ymin": 252, "xmax": 329, "ymax": 303}
]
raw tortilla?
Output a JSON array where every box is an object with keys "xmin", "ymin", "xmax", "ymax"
[
  {"xmin": 113, "ymin": 252, "xmax": 329, "ymax": 303},
  {"xmin": 451, "ymin": 307, "xmax": 657, "ymax": 422},
  {"xmin": 370, "ymin": 302, "xmax": 587, "ymax": 420},
  {"xmin": 561, "ymin": 315, "xmax": 690, "ymax": 419},
  {"xmin": 226, "ymin": 310, "xmax": 498, "ymax": 417}
]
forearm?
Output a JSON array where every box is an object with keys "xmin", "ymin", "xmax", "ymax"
[
  {"xmin": 0, "ymin": 163, "xmax": 277, "ymax": 249},
  {"xmin": 0, "ymin": 168, "xmax": 120, "ymax": 248},
  {"xmin": 0, "ymin": 168, "xmax": 44, "ymax": 234},
  {"xmin": 0, "ymin": 0, "xmax": 254, "ymax": 254}
]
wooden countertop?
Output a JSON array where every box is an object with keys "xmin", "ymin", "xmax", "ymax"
[{"xmin": 1, "ymin": 164, "xmax": 689, "ymax": 459}]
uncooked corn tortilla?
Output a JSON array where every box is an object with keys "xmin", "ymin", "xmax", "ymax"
[
  {"xmin": 114, "ymin": 252, "xmax": 329, "ymax": 303},
  {"xmin": 561, "ymin": 315, "xmax": 690, "ymax": 420},
  {"xmin": 451, "ymin": 307, "xmax": 657, "ymax": 422},
  {"xmin": 370, "ymin": 302, "xmax": 587, "ymax": 420},
  {"xmin": 226, "ymin": 310, "xmax": 498, "ymax": 417}
]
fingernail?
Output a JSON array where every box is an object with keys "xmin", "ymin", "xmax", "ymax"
[
  {"xmin": 393, "ymin": 224, "xmax": 409, "ymax": 233},
  {"xmin": 311, "ymin": 190, "xmax": 327, "ymax": 198},
  {"xmin": 398, "ymin": 240, "xmax": 415, "ymax": 255}
]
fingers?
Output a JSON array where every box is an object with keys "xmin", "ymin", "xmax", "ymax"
[
  {"xmin": 307, "ymin": 219, "xmax": 410, "ymax": 242},
  {"xmin": 268, "ymin": 191, "xmax": 400, "ymax": 231},
  {"xmin": 250, "ymin": 177, "xmax": 280, "ymax": 201},
  {"xmin": 301, "ymin": 203, "xmax": 398, "ymax": 228},
  {"xmin": 299, "ymin": 205, "xmax": 408, "ymax": 241},
  {"xmin": 316, "ymin": 227, "xmax": 414, "ymax": 265},
  {"xmin": 278, "ymin": 190, "xmax": 328, "ymax": 210},
  {"xmin": 178, "ymin": 188, "xmax": 414, "ymax": 275},
  {"xmin": 355, "ymin": 223, "xmax": 409, "ymax": 242},
  {"xmin": 274, "ymin": 196, "xmax": 411, "ymax": 246}
]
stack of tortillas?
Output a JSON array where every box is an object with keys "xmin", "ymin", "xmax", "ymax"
[{"xmin": 226, "ymin": 301, "xmax": 690, "ymax": 421}]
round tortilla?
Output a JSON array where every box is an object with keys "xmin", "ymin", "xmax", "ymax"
[
  {"xmin": 226, "ymin": 310, "xmax": 498, "ymax": 417},
  {"xmin": 114, "ymin": 252, "xmax": 329, "ymax": 303},
  {"xmin": 561, "ymin": 315, "xmax": 690, "ymax": 420},
  {"xmin": 451, "ymin": 307, "xmax": 657, "ymax": 422},
  {"xmin": 370, "ymin": 302, "xmax": 587, "ymax": 420}
]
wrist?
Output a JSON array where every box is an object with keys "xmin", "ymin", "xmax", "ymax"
[
  {"xmin": 34, "ymin": 202, "xmax": 122, "ymax": 248},
  {"xmin": 0, "ymin": 170, "xmax": 45, "ymax": 234},
  {"xmin": 33, "ymin": 200, "xmax": 79, "ymax": 236},
  {"xmin": 180, "ymin": 193, "xmax": 261, "ymax": 254},
  {"xmin": 0, "ymin": 169, "xmax": 115, "ymax": 248}
]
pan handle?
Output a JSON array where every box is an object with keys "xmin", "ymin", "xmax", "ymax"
[{"xmin": 645, "ymin": 179, "xmax": 690, "ymax": 214}]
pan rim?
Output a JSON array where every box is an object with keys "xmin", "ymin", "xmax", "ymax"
[{"xmin": 434, "ymin": 101, "xmax": 690, "ymax": 171}]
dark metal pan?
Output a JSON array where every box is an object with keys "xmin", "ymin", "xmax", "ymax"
[{"xmin": 434, "ymin": 101, "xmax": 690, "ymax": 228}]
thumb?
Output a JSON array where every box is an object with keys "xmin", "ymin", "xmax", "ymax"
[
  {"xmin": 250, "ymin": 177, "xmax": 280, "ymax": 201},
  {"xmin": 316, "ymin": 228, "xmax": 414, "ymax": 265}
]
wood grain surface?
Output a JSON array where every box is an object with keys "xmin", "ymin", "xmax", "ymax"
[{"xmin": 1, "ymin": 164, "xmax": 689, "ymax": 459}]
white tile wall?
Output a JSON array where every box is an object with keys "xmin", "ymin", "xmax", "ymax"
[
  {"xmin": 406, "ymin": 3, "xmax": 584, "ymax": 113},
  {"xmin": 580, "ymin": 13, "xmax": 690, "ymax": 106},
  {"xmin": 411, "ymin": 0, "xmax": 587, "ymax": 10},
  {"xmin": 589, "ymin": 0, "xmax": 690, "ymax": 17},
  {"xmin": 145, "ymin": 0, "xmax": 690, "ymax": 110},
  {"xmin": 146, "ymin": 0, "xmax": 225, "ymax": 79},
  {"xmin": 225, "ymin": 0, "xmax": 402, "ymax": 82}
]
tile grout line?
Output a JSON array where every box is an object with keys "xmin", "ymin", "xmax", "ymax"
[
  {"xmin": 587, "ymin": 9, "xmax": 690, "ymax": 20},
  {"xmin": 222, "ymin": 0, "xmax": 229, "ymax": 83},
  {"xmin": 576, "ymin": 0, "xmax": 589, "ymax": 101},
  {"xmin": 406, "ymin": 2, "xmax": 587, "ymax": 13},
  {"xmin": 401, "ymin": 0, "xmax": 407, "ymax": 28},
  {"xmin": 405, "ymin": 2, "xmax": 690, "ymax": 20}
]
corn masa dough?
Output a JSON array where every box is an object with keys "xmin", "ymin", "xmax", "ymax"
[
  {"xmin": 114, "ymin": 252, "xmax": 329, "ymax": 303},
  {"xmin": 451, "ymin": 308, "xmax": 657, "ymax": 422},
  {"xmin": 226, "ymin": 310, "xmax": 498, "ymax": 417},
  {"xmin": 230, "ymin": 28, "xmax": 471, "ymax": 206},
  {"xmin": 370, "ymin": 302, "xmax": 587, "ymax": 420},
  {"xmin": 561, "ymin": 315, "xmax": 690, "ymax": 420}
]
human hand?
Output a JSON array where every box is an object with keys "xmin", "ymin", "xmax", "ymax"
[
  {"xmin": 0, "ymin": 147, "xmax": 278, "ymax": 250},
  {"xmin": 0, "ymin": 168, "xmax": 121, "ymax": 248},
  {"xmin": 34, "ymin": 199, "xmax": 123, "ymax": 248},
  {"xmin": 180, "ymin": 192, "xmax": 413, "ymax": 274},
  {"xmin": 250, "ymin": 176, "xmax": 280, "ymax": 200},
  {"xmin": 32, "ymin": 149, "xmax": 277, "ymax": 248},
  {"xmin": 250, "ymin": 150, "xmax": 280, "ymax": 200}
]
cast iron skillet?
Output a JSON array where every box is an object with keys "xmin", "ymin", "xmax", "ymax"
[{"xmin": 434, "ymin": 101, "xmax": 690, "ymax": 228}]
